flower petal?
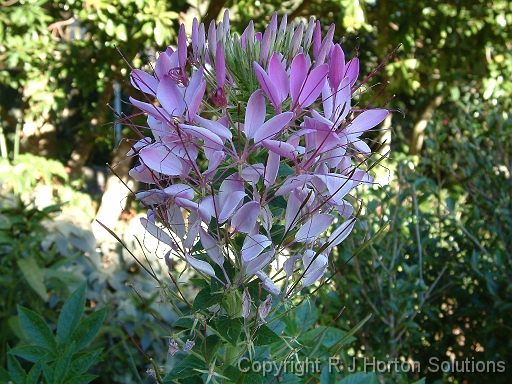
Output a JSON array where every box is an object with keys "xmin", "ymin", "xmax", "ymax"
[
  {"xmin": 241, "ymin": 234, "xmax": 272, "ymax": 262},
  {"xmin": 231, "ymin": 201, "xmax": 261, "ymax": 234},
  {"xmin": 186, "ymin": 254, "xmax": 216, "ymax": 277},
  {"xmin": 244, "ymin": 90, "xmax": 266, "ymax": 140},
  {"xmin": 139, "ymin": 146, "xmax": 183, "ymax": 176},
  {"xmin": 295, "ymin": 213, "xmax": 334, "ymax": 243}
]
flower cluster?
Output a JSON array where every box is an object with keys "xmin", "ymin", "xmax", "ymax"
[{"xmin": 127, "ymin": 11, "xmax": 388, "ymax": 296}]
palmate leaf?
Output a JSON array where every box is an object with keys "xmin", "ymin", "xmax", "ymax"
[
  {"xmin": 57, "ymin": 282, "xmax": 86, "ymax": 346},
  {"xmin": 17, "ymin": 306, "xmax": 58, "ymax": 355}
]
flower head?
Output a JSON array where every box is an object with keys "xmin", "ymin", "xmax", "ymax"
[{"xmin": 127, "ymin": 10, "xmax": 388, "ymax": 294}]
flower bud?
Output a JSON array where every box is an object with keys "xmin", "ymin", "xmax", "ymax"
[
  {"xmin": 259, "ymin": 294, "xmax": 272, "ymax": 323},
  {"xmin": 183, "ymin": 339, "xmax": 195, "ymax": 351},
  {"xmin": 168, "ymin": 340, "xmax": 179, "ymax": 356}
]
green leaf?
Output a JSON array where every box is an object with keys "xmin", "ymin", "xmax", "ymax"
[
  {"xmin": 173, "ymin": 317, "xmax": 195, "ymax": 329},
  {"xmin": 253, "ymin": 325, "xmax": 282, "ymax": 346},
  {"xmin": 7, "ymin": 353, "xmax": 26, "ymax": 384},
  {"xmin": 216, "ymin": 316, "xmax": 242, "ymax": 346},
  {"xmin": 17, "ymin": 305, "xmax": 58, "ymax": 354},
  {"xmin": 41, "ymin": 361, "xmax": 54, "ymax": 383},
  {"xmin": 54, "ymin": 342, "xmax": 75, "ymax": 383},
  {"xmin": 26, "ymin": 360, "xmax": 43, "ymax": 384},
  {"xmin": 193, "ymin": 287, "xmax": 222, "ymax": 311},
  {"xmin": 17, "ymin": 256, "xmax": 47, "ymax": 301},
  {"xmin": 8, "ymin": 345, "xmax": 51, "ymax": 363},
  {"xmin": 162, "ymin": 355, "xmax": 206, "ymax": 381},
  {"xmin": 57, "ymin": 281, "xmax": 86, "ymax": 346},
  {"xmin": 198, "ymin": 334, "xmax": 222, "ymax": 364},
  {"xmin": 65, "ymin": 349, "xmax": 102, "ymax": 379},
  {"xmin": 69, "ymin": 306, "xmax": 108, "ymax": 350}
]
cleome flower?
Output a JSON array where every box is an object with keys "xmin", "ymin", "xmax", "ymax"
[{"xmin": 126, "ymin": 10, "xmax": 389, "ymax": 295}]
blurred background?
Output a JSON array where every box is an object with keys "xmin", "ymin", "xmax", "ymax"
[{"xmin": 1, "ymin": 0, "xmax": 511, "ymax": 383}]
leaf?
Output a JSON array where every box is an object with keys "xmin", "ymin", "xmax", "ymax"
[
  {"xmin": 197, "ymin": 334, "xmax": 222, "ymax": 364},
  {"xmin": 54, "ymin": 342, "xmax": 75, "ymax": 384},
  {"xmin": 216, "ymin": 316, "xmax": 242, "ymax": 346},
  {"xmin": 17, "ymin": 305, "xmax": 58, "ymax": 354},
  {"xmin": 193, "ymin": 287, "xmax": 222, "ymax": 311},
  {"xmin": 26, "ymin": 360, "xmax": 43, "ymax": 384},
  {"xmin": 8, "ymin": 345, "xmax": 51, "ymax": 363},
  {"xmin": 16, "ymin": 256, "xmax": 47, "ymax": 301},
  {"xmin": 57, "ymin": 281, "xmax": 86, "ymax": 346},
  {"xmin": 66, "ymin": 349, "xmax": 103, "ymax": 379},
  {"xmin": 253, "ymin": 325, "xmax": 282, "ymax": 346},
  {"xmin": 7, "ymin": 353, "xmax": 26, "ymax": 384},
  {"xmin": 162, "ymin": 355, "xmax": 206, "ymax": 381},
  {"xmin": 69, "ymin": 306, "xmax": 108, "ymax": 350}
]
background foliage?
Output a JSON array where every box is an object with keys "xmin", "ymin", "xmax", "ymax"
[{"xmin": 1, "ymin": 0, "xmax": 511, "ymax": 383}]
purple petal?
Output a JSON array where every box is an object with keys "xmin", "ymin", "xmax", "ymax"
[
  {"xmin": 157, "ymin": 76, "xmax": 185, "ymax": 117},
  {"xmin": 231, "ymin": 201, "xmax": 261, "ymax": 234},
  {"xmin": 194, "ymin": 115, "xmax": 232, "ymax": 141},
  {"xmin": 129, "ymin": 164, "xmax": 156, "ymax": 184},
  {"xmin": 155, "ymin": 51, "xmax": 173, "ymax": 82},
  {"xmin": 186, "ymin": 254, "xmax": 216, "ymax": 277},
  {"xmin": 178, "ymin": 24, "xmax": 187, "ymax": 70},
  {"xmin": 285, "ymin": 191, "xmax": 303, "ymax": 231},
  {"xmin": 130, "ymin": 70, "xmax": 158, "ymax": 96},
  {"xmin": 244, "ymin": 90, "xmax": 266, "ymax": 140},
  {"xmin": 290, "ymin": 54, "xmax": 308, "ymax": 106},
  {"xmin": 255, "ymin": 271, "xmax": 281, "ymax": 295},
  {"xmin": 295, "ymin": 214, "xmax": 334, "ymax": 242},
  {"xmin": 218, "ymin": 191, "xmax": 246, "ymax": 223},
  {"xmin": 139, "ymin": 146, "xmax": 183, "ymax": 176},
  {"xmin": 163, "ymin": 184, "xmax": 194, "ymax": 200},
  {"xmin": 328, "ymin": 44, "xmax": 345, "ymax": 91},
  {"xmin": 254, "ymin": 62, "xmax": 281, "ymax": 109},
  {"xmin": 345, "ymin": 58, "xmax": 359, "ymax": 87},
  {"xmin": 299, "ymin": 64, "xmax": 328, "ymax": 108},
  {"xmin": 345, "ymin": 109, "xmax": 389, "ymax": 136},
  {"xmin": 178, "ymin": 124, "xmax": 223, "ymax": 150},
  {"xmin": 130, "ymin": 97, "xmax": 168, "ymax": 120},
  {"xmin": 244, "ymin": 250, "xmax": 274, "ymax": 277},
  {"xmin": 241, "ymin": 234, "xmax": 272, "ymax": 262},
  {"xmin": 264, "ymin": 151, "xmax": 280, "ymax": 187},
  {"xmin": 262, "ymin": 140, "xmax": 296, "ymax": 159},
  {"xmin": 268, "ymin": 53, "xmax": 290, "ymax": 104},
  {"xmin": 140, "ymin": 217, "xmax": 177, "ymax": 248},
  {"xmin": 166, "ymin": 204, "xmax": 186, "ymax": 239},
  {"xmin": 253, "ymin": 112, "xmax": 293, "ymax": 144},
  {"xmin": 199, "ymin": 228, "xmax": 223, "ymax": 265},
  {"xmin": 327, "ymin": 219, "xmax": 355, "ymax": 249},
  {"xmin": 215, "ymin": 41, "xmax": 226, "ymax": 88}
]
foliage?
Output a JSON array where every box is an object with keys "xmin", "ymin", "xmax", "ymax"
[
  {"xmin": 0, "ymin": 281, "xmax": 108, "ymax": 384},
  {"xmin": 322, "ymin": 105, "xmax": 512, "ymax": 383}
]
